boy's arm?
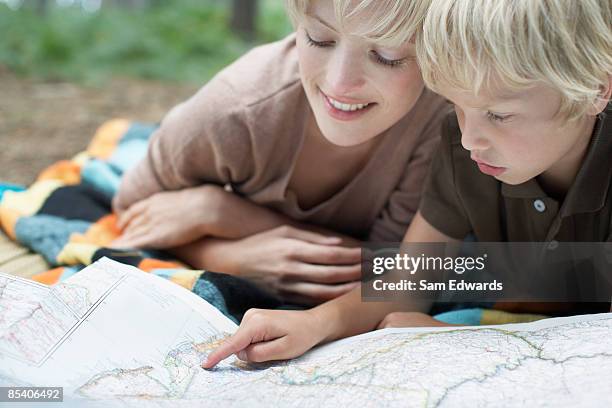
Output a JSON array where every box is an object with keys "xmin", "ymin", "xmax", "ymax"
[
  {"xmin": 322, "ymin": 211, "xmax": 460, "ymax": 340},
  {"xmin": 203, "ymin": 211, "xmax": 458, "ymax": 367}
]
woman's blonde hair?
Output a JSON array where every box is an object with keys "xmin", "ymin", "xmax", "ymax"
[
  {"xmin": 417, "ymin": 0, "xmax": 612, "ymax": 119},
  {"xmin": 285, "ymin": 0, "xmax": 431, "ymax": 47}
]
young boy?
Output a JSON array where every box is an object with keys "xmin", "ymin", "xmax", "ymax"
[{"xmin": 203, "ymin": 0, "xmax": 612, "ymax": 367}]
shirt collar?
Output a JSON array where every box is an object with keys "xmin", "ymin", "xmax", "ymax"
[{"xmin": 501, "ymin": 178, "xmax": 545, "ymax": 199}]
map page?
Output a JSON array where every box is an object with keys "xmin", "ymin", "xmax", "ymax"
[{"xmin": 1, "ymin": 258, "xmax": 611, "ymax": 407}]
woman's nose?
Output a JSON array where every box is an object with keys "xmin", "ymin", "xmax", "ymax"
[{"xmin": 325, "ymin": 48, "xmax": 366, "ymax": 95}]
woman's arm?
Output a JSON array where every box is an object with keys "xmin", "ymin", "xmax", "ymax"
[
  {"xmin": 113, "ymin": 185, "xmax": 364, "ymax": 305},
  {"xmin": 113, "ymin": 75, "xmax": 254, "ymax": 213},
  {"xmin": 171, "ymin": 227, "xmax": 362, "ymax": 305},
  {"xmin": 113, "ymin": 184, "xmax": 361, "ymax": 249}
]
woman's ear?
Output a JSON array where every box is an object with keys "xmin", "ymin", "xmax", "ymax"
[{"xmin": 588, "ymin": 74, "xmax": 612, "ymax": 115}]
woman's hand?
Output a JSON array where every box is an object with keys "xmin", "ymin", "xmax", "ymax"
[
  {"xmin": 223, "ymin": 226, "xmax": 362, "ymax": 305},
  {"xmin": 112, "ymin": 185, "xmax": 225, "ymax": 249},
  {"xmin": 377, "ymin": 312, "xmax": 458, "ymax": 329},
  {"xmin": 203, "ymin": 308, "xmax": 328, "ymax": 368}
]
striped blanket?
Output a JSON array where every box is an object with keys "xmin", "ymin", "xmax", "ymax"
[
  {"xmin": 0, "ymin": 120, "xmax": 281, "ymax": 323},
  {"xmin": 0, "ymin": 119, "xmax": 546, "ymax": 326}
]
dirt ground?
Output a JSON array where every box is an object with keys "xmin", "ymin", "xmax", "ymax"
[{"xmin": 0, "ymin": 68, "xmax": 199, "ymax": 186}]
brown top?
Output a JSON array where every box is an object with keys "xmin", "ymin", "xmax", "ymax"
[
  {"xmin": 420, "ymin": 103, "xmax": 612, "ymax": 242},
  {"xmin": 115, "ymin": 34, "xmax": 448, "ymax": 241}
]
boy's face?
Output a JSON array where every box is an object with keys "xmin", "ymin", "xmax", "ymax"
[
  {"xmin": 440, "ymin": 83, "xmax": 596, "ymax": 186},
  {"xmin": 296, "ymin": 0, "xmax": 424, "ymax": 146}
]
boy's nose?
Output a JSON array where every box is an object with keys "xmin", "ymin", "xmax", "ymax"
[
  {"xmin": 461, "ymin": 130, "xmax": 490, "ymax": 152},
  {"xmin": 458, "ymin": 117, "xmax": 490, "ymax": 151}
]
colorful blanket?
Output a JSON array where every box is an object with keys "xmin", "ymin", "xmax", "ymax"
[
  {"xmin": 0, "ymin": 119, "xmax": 546, "ymax": 326},
  {"xmin": 0, "ymin": 120, "xmax": 281, "ymax": 323}
]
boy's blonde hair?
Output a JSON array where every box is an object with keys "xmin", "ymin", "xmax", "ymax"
[
  {"xmin": 417, "ymin": 0, "xmax": 612, "ymax": 119},
  {"xmin": 285, "ymin": 0, "xmax": 430, "ymax": 47}
]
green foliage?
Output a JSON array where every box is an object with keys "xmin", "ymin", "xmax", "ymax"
[{"xmin": 0, "ymin": 0, "xmax": 292, "ymax": 84}]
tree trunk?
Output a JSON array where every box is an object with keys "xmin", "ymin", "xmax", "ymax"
[
  {"xmin": 107, "ymin": 0, "xmax": 149, "ymax": 10},
  {"xmin": 230, "ymin": 0, "xmax": 258, "ymax": 41},
  {"xmin": 33, "ymin": 0, "xmax": 48, "ymax": 15}
]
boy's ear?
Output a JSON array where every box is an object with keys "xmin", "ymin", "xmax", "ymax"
[{"xmin": 587, "ymin": 74, "xmax": 612, "ymax": 115}]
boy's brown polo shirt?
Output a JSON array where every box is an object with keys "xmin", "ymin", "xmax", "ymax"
[{"xmin": 420, "ymin": 104, "xmax": 612, "ymax": 244}]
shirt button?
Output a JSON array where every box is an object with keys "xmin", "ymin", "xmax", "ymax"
[
  {"xmin": 548, "ymin": 240, "xmax": 559, "ymax": 251},
  {"xmin": 533, "ymin": 199, "xmax": 546, "ymax": 212}
]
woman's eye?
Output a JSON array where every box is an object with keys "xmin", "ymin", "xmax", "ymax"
[
  {"xmin": 486, "ymin": 111, "xmax": 511, "ymax": 123},
  {"xmin": 305, "ymin": 31, "xmax": 334, "ymax": 48},
  {"xmin": 370, "ymin": 51, "xmax": 406, "ymax": 68}
]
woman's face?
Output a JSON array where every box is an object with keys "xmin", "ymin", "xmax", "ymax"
[{"xmin": 296, "ymin": 1, "xmax": 424, "ymax": 146}]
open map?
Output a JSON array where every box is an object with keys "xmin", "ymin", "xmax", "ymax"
[{"xmin": 1, "ymin": 258, "xmax": 611, "ymax": 407}]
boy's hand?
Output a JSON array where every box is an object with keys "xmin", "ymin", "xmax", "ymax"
[
  {"xmin": 112, "ymin": 185, "xmax": 224, "ymax": 249},
  {"xmin": 226, "ymin": 226, "xmax": 361, "ymax": 305},
  {"xmin": 377, "ymin": 312, "xmax": 458, "ymax": 329},
  {"xmin": 202, "ymin": 308, "xmax": 326, "ymax": 368}
]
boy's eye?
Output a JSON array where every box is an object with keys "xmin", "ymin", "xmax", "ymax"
[
  {"xmin": 486, "ymin": 111, "xmax": 511, "ymax": 123},
  {"xmin": 305, "ymin": 31, "xmax": 334, "ymax": 48},
  {"xmin": 370, "ymin": 50, "xmax": 406, "ymax": 68}
]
